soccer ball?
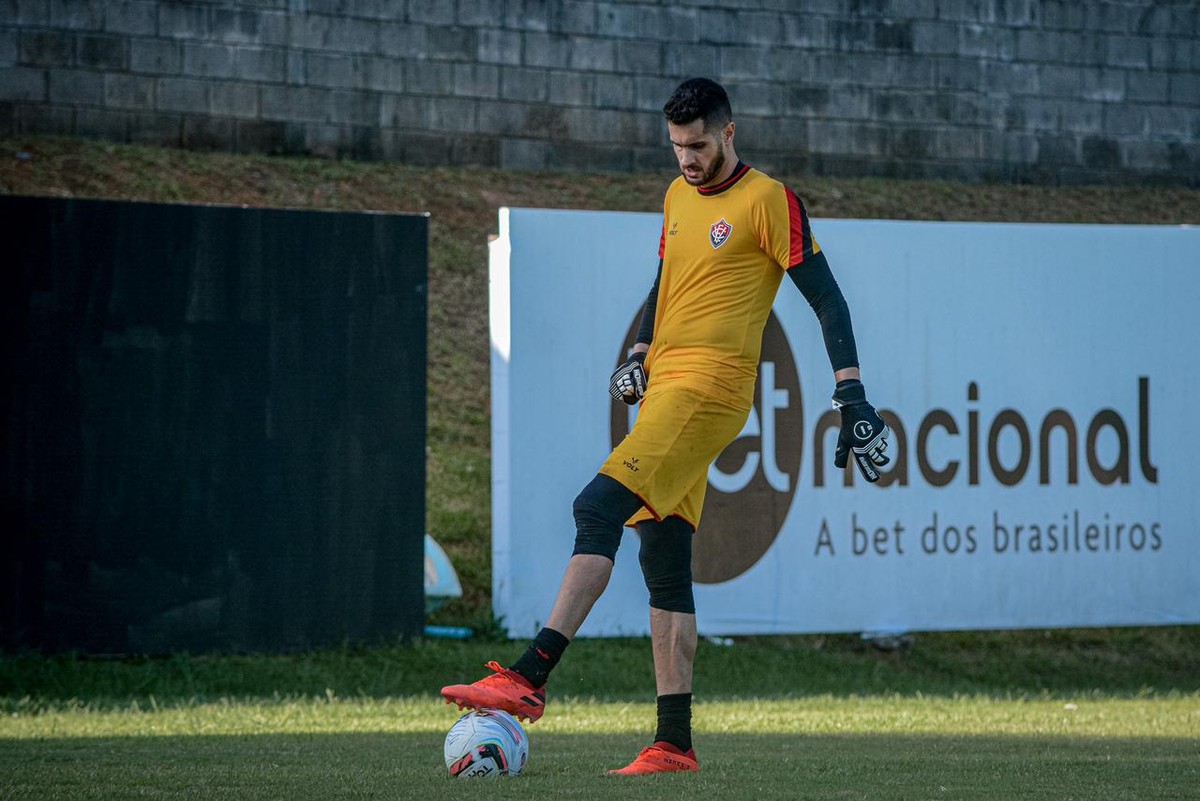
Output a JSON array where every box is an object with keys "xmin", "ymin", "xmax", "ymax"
[{"xmin": 443, "ymin": 709, "xmax": 529, "ymax": 778}]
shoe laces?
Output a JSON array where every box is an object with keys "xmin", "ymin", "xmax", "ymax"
[
  {"xmin": 640, "ymin": 744, "xmax": 695, "ymax": 766},
  {"xmin": 482, "ymin": 661, "xmax": 525, "ymax": 686},
  {"xmin": 631, "ymin": 746, "xmax": 668, "ymax": 765},
  {"xmin": 481, "ymin": 660, "xmax": 541, "ymax": 693}
]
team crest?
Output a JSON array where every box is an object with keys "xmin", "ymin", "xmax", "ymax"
[{"xmin": 709, "ymin": 218, "xmax": 732, "ymax": 249}]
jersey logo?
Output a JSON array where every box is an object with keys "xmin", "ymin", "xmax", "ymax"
[{"xmin": 709, "ymin": 218, "xmax": 733, "ymax": 249}]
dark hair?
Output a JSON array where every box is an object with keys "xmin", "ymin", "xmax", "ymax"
[{"xmin": 662, "ymin": 78, "xmax": 732, "ymax": 132}]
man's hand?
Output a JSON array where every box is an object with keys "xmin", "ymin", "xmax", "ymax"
[
  {"xmin": 609, "ymin": 352, "xmax": 648, "ymax": 405},
  {"xmin": 832, "ymin": 379, "xmax": 890, "ymax": 483}
]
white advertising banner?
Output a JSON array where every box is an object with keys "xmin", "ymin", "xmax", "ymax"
[{"xmin": 490, "ymin": 207, "xmax": 1199, "ymax": 638}]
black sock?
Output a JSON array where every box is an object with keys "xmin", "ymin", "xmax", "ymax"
[
  {"xmin": 654, "ymin": 692, "xmax": 692, "ymax": 753},
  {"xmin": 509, "ymin": 627, "xmax": 570, "ymax": 688}
]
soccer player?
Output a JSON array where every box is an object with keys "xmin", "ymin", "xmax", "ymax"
[{"xmin": 442, "ymin": 77, "xmax": 890, "ymax": 775}]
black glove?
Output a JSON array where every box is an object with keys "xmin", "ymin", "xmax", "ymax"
[
  {"xmin": 609, "ymin": 351, "xmax": 648, "ymax": 405},
  {"xmin": 832, "ymin": 379, "xmax": 890, "ymax": 483}
]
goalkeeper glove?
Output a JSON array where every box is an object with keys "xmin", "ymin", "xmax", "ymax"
[
  {"xmin": 832, "ymin": 378, "xmax": 890, "ymax": 483},
  {"xmin": 609, "ymin": 351, "xmax": 648, "ymax": 405}
]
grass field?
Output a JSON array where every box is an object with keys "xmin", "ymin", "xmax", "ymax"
[
  {"xmin": 2, "ymin": 138, "xmax": 1199, "ymax": 798},
  {"xmin": 3, "ymin": 696, "xmax": 1197, "ymax": 800},
  {"xmin": 3, "ymin": 633, "xmax": 1198, "ymax": 798}
]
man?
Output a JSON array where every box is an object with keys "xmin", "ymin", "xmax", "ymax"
[{"xmin": 442, "ymin": 77, "xmax": 890, "ymax": 775}]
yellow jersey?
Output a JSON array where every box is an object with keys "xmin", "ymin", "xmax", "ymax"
[{"xmin": 647, "ymin": 163, "xmax": 820, "ymax": 409}]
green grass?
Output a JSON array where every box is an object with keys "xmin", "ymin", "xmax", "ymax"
[
  {"xmin": 3, "ymin": 633, "xmax": 1198, "ymax": 798},
  {"xmin": 4, "ymin": 629, "xmax": 1198, "ymax": 710},
  {"xmin": 2, "ymin": 694, "xmax": 1197, "ymax": 799}
]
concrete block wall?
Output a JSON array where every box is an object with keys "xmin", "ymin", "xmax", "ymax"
[{"xmin": 1, "ymin": 0, "xmax": 1197, "ymax": 184}]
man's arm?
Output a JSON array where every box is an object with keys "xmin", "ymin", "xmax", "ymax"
[
  {"xmin": 787, "ymin": 250, "xmax": 889, "ymax": 482},
  {"xmin": 630, "ymin": 259, "xmax": 663, "ymax": 355},
  {"xmin": 610, "ymin": 261, "xmax": 661, "ymax": 402},
  {"xmin": 786, "ymin": 249, "xmax": 858, "ymax": 374}
]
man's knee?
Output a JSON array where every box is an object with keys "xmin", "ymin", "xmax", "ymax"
[
  {"xmin": 572, "ymin": 474, "xmax": 643, "ymax": 561},
  {"xmin": 637, "ymin": 516, "xmax": 695, "ymax": 614}
]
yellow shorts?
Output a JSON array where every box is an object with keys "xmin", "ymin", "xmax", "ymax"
[{"xmin": 599, "ymin": 383, "xmax": 750, "ymax": 530}]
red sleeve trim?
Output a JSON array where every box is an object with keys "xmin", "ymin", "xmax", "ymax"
[{"xmin": 785, "ymin": 186, "xmax": 809, "ymax": 266}]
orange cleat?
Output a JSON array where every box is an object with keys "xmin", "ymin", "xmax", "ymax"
[
  {"xmin": 440, "ymin": 661, "xmax": 547, "ymax": 723},
  {"xmin": 606, "ymin": 742, "xmax": 700, "ymax": 776}
]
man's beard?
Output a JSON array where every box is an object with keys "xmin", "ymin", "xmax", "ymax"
[{"xmin": 684, "ymin": 146, "xmax": 726, "ymax": 187}]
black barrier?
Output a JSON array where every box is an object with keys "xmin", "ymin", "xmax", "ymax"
[{"xmin": 1, "ymin": 196, "xmax": 428, "ymax": 653}]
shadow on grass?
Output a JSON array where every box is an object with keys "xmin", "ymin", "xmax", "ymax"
[
  {"xmin": 2, "ymin": 731, "xmax": 1197, "ymax": 801},
  {"xmin": 2, "ymin": 627, "xmax": 1198, "ymax": 710}
]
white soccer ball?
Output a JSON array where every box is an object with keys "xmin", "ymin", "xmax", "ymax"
[{"xmin": 443, "ymin": 709, "xmax": 529, "ymax": 778}]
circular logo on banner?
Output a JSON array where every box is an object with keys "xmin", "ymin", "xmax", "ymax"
[{"xmin": 610, "ymin": 310, "xmax": 803, "ymax": 583}]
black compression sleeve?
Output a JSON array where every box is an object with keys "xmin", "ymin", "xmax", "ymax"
[
  {"xmin": 787, "ymin": 250, "xmax": 860, "ymax": 371},
  {"xmin": 635, "ymin": 259, "xmax": 662, "ymax": 345}
]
